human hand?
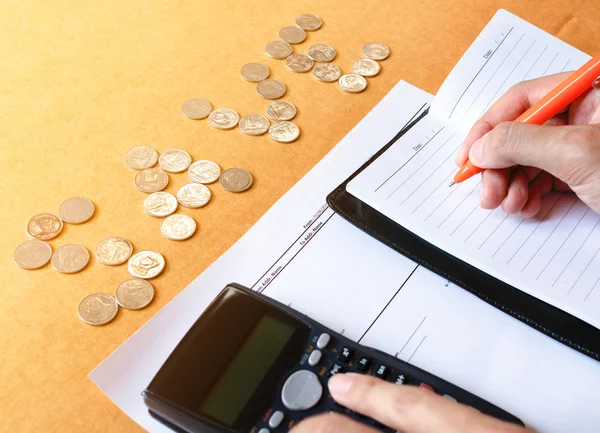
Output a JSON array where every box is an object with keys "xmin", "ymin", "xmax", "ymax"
[
  {"xmin": 290, "ymin": 373, "xmax": 533, "ymax": 433},
  {"xmin": 455, "ymin": 72, "xmax": 600, "ymax": 217}
]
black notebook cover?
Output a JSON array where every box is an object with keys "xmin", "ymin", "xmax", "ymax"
[{"xmin": 326, "ymin": 108, "xmax": 600, "ymax": 362}]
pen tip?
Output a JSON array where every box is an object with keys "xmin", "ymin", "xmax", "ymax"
[{"xmin": 448, "ymin": 181, "xmax": 456, "ymax": 187}]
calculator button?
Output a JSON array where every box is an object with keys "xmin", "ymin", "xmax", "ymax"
[
  {"xmin": 394, "ymin": 374, "xmax": 406, "ymax": 384},
  {"xmin": 374, "ymin": 364, "xmax": 388, "ymax": 379},
  {"xmin": 329, "ymin": 363, "xmax": 343, "ymax": 376},
  {"xmin": 356, "ymin": 356, "xmax": 370, "ymax": 372},
  {"xmin": 268, "ymin": 411, "xmax": 284, "ymax": 428},
  {"xmin": 281, "ymin": 370, "xmax": 323, "ymax": 411},
  {"xmin": 443, "ymin": 394, "xmax": 457, "ymax": 402},
  {"xmin": 419, "ymin": 383, "xmax": 434, "ymax": 392},
  {"xmin": 258, "ymin": 429, "xmax": 270, "ymax": 433},
  {"xmin": 338, "ymin": 347, "xmax": 351, "ymax": 362},
  {"xmin": 316, "ymin": 333, "xmax": 330, "ymax": 349},
  {"xmin": 308, "ymin": 350, "xmax": 322, "ymax": 366}
]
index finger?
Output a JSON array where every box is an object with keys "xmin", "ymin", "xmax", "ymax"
[{"xmin": 455, "ymin": 71, "xmax": 573, "ymax": 166}]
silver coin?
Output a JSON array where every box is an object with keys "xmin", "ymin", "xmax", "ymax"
[
  {"xmin": 158, "ymin": 149, "xmax": 192, "ymax": 173},
  {"xmin": 188, "ymin": 160, "xmax": 221, "ymax": 184},
  {"xmin": 307, "ymin": 44, "xmax": 336, "ymax": 62},
  {"xmin": 208, "ymin": 108, "xmax": 239, "ymax": 129},
  {"xmin": 257, "ymin": 79, "xmax": 286, "ymax": 99},
  {"xmin": 58, "ymin": 197, "xmax": 95, "ymax": 224},
  {"xmin": 352, "ymin": 58, "xmax": 381, "ymax": 77},
  {"xmin": 13, "ymin": 240, "xmax": 52, "ymax": 270},
  {"xmin": 160, "ymin": 214, "xmax": 197, "ymax": 241},
  {"xmin": 177, "ymin": 183, "xmax": 211, "ymax": 208},
  {"xmin": 279, "ymin": 26, "xmax": 306, "ymax": 44},
  {"xmin": 266, "ymin": 101, "xmax": 297, "ymax": 121},
  {"xmin": 285, "ymin": 54, "xmax": 314, "ymax": 73},
  {"xmin": 95, "ymin": 237, "xmax": 133, "ymax": 265},
  {"xmin": 268, "ymin": 121, "xmax": 300, "ymax": 143},
  {"xmin": 239, "ymin": 114, "xmax": 270, "ymax": 135},
  {"xmin": 362, "ymin": 42, "xmax": 390, "ymax": 60},
  {"xmin": 312, "ymin": 63, "xmax": 342, "ymax": 82},
  {"xmin": 295, "ymin": 14, "xmax": 322, "ymax": 31},
  {"xmin": 115, "ymin": 279, "xmax": 155, "ymax": 310},
  {"xmin": 219, "ymin": 168, "xmax": 253, "ymax": 192},
  {"xmin": 134, "ymin": 167, "xmax": 169, "ymax": 193},
  {"xmin": 265, "ymin": 40, "xmax": 293, "ymax": 59},
  {"xmin": 240, "ymin": 63, "xmax": 270, "ymax": 82},
  {"xmin": 26, "ymin": 213, "xmax": 63, "ymax": 240},
  {"xmin": 181, "ymin": 98, "xmax": 212, "ymax": 119},
  {"xmin": 124, "ymin": 146, "xmax": 158, "ymax": 169},
  {"xmin": 338, "ymin": 73, "xmax": 368, "ymax": 93},
  {"xmin": 143, "ymin": 192, "xmax": 178, "ymax": 217},
  {"xmin": 127, "ymin": 250, "xmax": 165, "ymax": 279},
  {"xmin": 51, "ymin": 244, "xmax": 89, "ymax": 273},
  {"xmin": 78, "ymin": 293, "xmax": 118, "ymax": 325}
]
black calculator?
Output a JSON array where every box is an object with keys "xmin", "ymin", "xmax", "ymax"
[{"xmin": 142, "ymin": 283, "xmax": 523, "ymax": 432}]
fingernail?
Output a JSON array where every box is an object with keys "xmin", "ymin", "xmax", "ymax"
[
  {"xmin": 328, "ymin": 374, "xmax": 354, "ymax": 395},
  {"xmin": 469, "ymin": 135, "xmax": 486, "ymax": 165}
]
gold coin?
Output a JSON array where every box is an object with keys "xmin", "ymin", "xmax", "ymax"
[
  {"xmin": 26, "ymin": 213, "xmax": 63, "ymax": 240},
  {"xmin": 295, "ymin": 14, "xmax": 322, "ymax": 31},
  {"xmin": 338, "ymin": 73, "xmax": 368, "ymax": 93},
  {"xmin": 158, "ymin": 149, "xmax": 192, "ymax": 173},
  {"xmin": 95, "ymin": 237, "xmax": 133, "ymax": 265},
  {"xmin": 160, "ymin": 214, "xmax": 197, "ymax": 241},
  {"xmin": 312, "ymin": 63, "xmax": 342, "ymax": 82},
  {"xmin": 127, "ymin": 250, "xmax": 165, "ymax": 279},
  {"xmin": 78, "ymin": 293, "xmax": 118, "ymax": 325},
  {"xmin": 362, "ymin": 42, "xmax": 390, "ymax": 60},
  {"xmin": 219, "ymin": 168, "xmax": 253, "ymax": 192},
  {"xmin": 143, "ymin": 192, "xmax": 178, "ymax": 217},
  {"xmin": 240, "ymin": 63, "xmax": 270, "ymax": 82},
  {"xmin": 266, "ymin": 101, "xmax": 297, "ymax": 121},
  {"xmin": 265, "ymin": 40, "xmax": 293, "ymax": 59},
  {"xmin": 188, "ymin": 160, "xmax": 221, "ymax": 184},
  {"xmin": 177, "ymin": 183, "xmax": 211, "ymax": 208},
  {"xmin": 51, "ymin": 244, "xmax": 90, "ymax": 273},
  {"xmin": 181, "ymin": 98, "xmax": 212, "ymax": 119},
  {"xmin": 279, "ymin": 26, "xmax": 306, "ymax": 44},
  {"xmin": 13, "ymin": 240, "xmax": 52, "ymax": 270},
  {"xmin": 352, "ymin": 58, "xmax": 381, "ymax": 77},
  {"xmin": 307, "ymin": 44, "xmax": 336, "ymax": 62},
  {"xmin": 134, "ymin": 167, "xmax": 169, "ymax": 193},
  {"xmin": 268, "ymin": 121, "xmax": 300, "ymax": 143},
  {"xmin": 285, "ymin": 54, "xmax": 314, "ymax": 73},
  {"xmin": 208, "ymin": 108, "xmax": 239, "ymax": 130},
  {"xmin": 239, "ymin": 114, "xmax": 270, "ymax": 135},
  {"xmin": 257, "ymin": 79, "xmax": 286, "ymax": 99},
  {"xmin": 125, "ymin": 146, "xmax": 158, "ymax": 169},
  {"xmin": 115, "ymin": 279, "xmax": 154, "ymax": 310},
  {"xmin": 58, "ymin": 197, "xmax": 95, "ymax": 224}
]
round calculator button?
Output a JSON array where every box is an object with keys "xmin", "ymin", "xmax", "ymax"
[{"xmin": 281, "ymin": 370, "xmax": 323, "ymax": 411}]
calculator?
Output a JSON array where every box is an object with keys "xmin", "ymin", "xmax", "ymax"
[{"xmin": 142, "ymin": 283, "xmax": 523, "ymax": 432}]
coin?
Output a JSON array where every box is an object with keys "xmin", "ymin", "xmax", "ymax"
[
  {"xmin": 219, "ymin": 168, "xmax": 253, "ymax": 192},
  {"xmin": 13, "ymin": 240, "xmax": 52, "ymax": 269},
  {"xmin": 26, "ymin": 213, "xmax": 63, "ymax": 240},
  {"xmin": 257, "ymin": 79, "xmax": 286, "ymax": 99},
  {"xmin": 312, "ymin": 63, "xmax": 342, "ymax": 82},
  {"xmin": 240, "ymin": 63, "xmax": 270, "ymax": 82},
  {"xmin": 78, "ymin": 293, "xmax": 118, "ymax": 325},
  {"xmin": 285, "ymin": 54, "xmax": 314, "ymax": 73},
  {"xmin": 362, "ymin": 42, "xmax": 390, "ymax": 60},
  {"xmin": 352, "ymin": 58, "xmax": 381, "ymax": 77},
  {"xmin": 125, "ymin": 146, "xmax": 158, "ymax": 169},
  {"xmin": 158, "ymin": 149, "xmax": 192, "ymax": 173},
  {"xmin": 51, "ymin": 244, "xmax": 89, "ymax": 273},
  {"xmin": 115, "ymin": 279, "xmax": 155, "ymax": 310},
  {"xmin": 188, "ymin": 160, "xmax": 221, "ymax": 184},
  {"xmin": 279, "ymin": 26, "xmax": 306, "ymax": 44},
  {"xmin": 338, "ymin": 73, "xmax": 368, "ymax": 93},
  {"xmin": 134, "ymin": 167, "xmax": 169, "ymax": 193},
  {"xmin": 58, "ymin": 197, "xmax": 95, "ymax": 224},
  {"xmin": 295, "ymin": 14, "xmax": 322, "ymax": 31},
  {"xmin": 127, "ymin": 250, "xmax": 165, "ymax": 279},
  {"xmin": 307, "ymin": 44, "xmax": 336, "ymax": 62},
  {"xmin": 143, "ymin": 192, "xmax": 178, "ymax": 217},
  {"xmin": 239, "ymin": 114, "xmax": 270, "ymax": 135},
  {"xmin": 95, "ymin": 237, "xmax": 133, "ymax": 265},
  {"xmin": 181, "ymin": 98, "xmax": 212, "ymax": 119},
  {"xmin": 160, "ymin": 214, "xmax": 197, "ymax": 241},
  {"xmin": 177, "ymin": 183, "xmax": 211, "ymax": 208},
  {"xmin": 208, "ymin": 108, "xmax": 239, "ymax": 129},
  {"xmin": 268, "ymin": 121, "xmax": 300, "ymax": 143},
  {"xmin": 265, "ymin": 40, "xmax": 293, "ymax": 59},
  {"xmin": 266, "ymin": 101, "xmax": 297, "ymax": 121}
]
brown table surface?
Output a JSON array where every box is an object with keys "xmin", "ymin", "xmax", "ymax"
[{"xmin": 1, "ymin": 0, "xmax": 598, "ymax": 431}]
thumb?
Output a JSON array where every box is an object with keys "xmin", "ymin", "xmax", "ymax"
[{"xmin": 468, "ymin": 122, "xmax": 600, "ymax": 185}]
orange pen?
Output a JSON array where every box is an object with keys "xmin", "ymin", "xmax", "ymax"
[{"xmin": 452, "ymin": 52, "xmax": 600, "ymax": 185}]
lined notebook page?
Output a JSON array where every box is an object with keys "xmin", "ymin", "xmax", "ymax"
[{"xmin": 346, "ymin": 10, "xmax": 600, "ymax": 329}]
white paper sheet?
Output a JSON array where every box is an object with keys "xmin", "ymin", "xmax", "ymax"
[{"xmin": 90, "ymin": 78, "xmax": 600, "ymax": 433}]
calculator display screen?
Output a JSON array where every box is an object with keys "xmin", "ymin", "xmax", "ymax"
[{"xmin": 198, "ymin": 314, "xmax": 296, "ymax": 426}]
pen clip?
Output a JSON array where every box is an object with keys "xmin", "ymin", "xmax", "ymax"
[{"xmin": 594, "ymin": 76, "xmax": 600, "ymax": 88}]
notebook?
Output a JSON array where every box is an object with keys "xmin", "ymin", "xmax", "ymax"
[{"xmin": 328, "ymin": 9, "xmax": 600, "ymax": 359}]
